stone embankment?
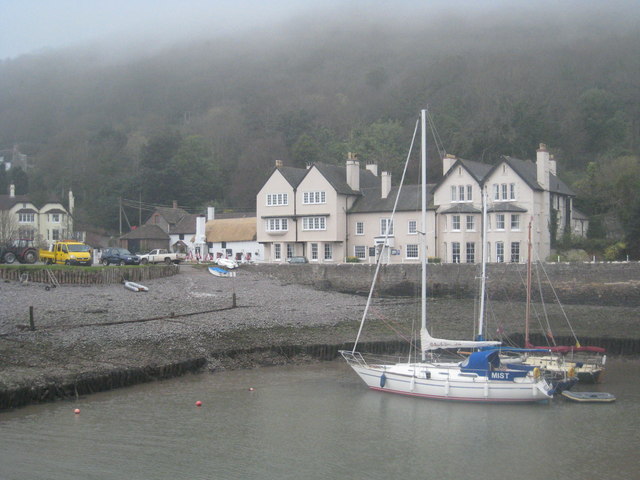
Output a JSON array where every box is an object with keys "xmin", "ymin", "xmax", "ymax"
[{"xmin": 0, "ymin": 263, "xmax": 638, "ymax": 410}]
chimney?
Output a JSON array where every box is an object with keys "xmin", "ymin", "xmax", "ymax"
[
  {"xmin": 9, "ymin": 184, "xmax": 15, "ymax": 197},
  {"xmin": 536, "ymin": 143, "xmax": 549, "ymax": 190},
  {"xmin": 195, "ymin": 215, "xmax": 207, "ymax": 244},
  {"xmin": 346, "ymin": 152, "xmax": 360, "ymax": 191},
  {"xmin": 549, "ymin": 154, "xmax": 557, "ymax": 176},
  {"xmin": 207, "ymin": 206, "xmax": 215, "ymax": 221},
  {"xmin": 275, "ymin": 159, "xmax": 283, "ymax": 169},
  {"xmin": 173, "ymin": 200, "xmax": 178, "ymax": 209},
  {"xmin": 68, "ymin": 190, "xmax": 75, "ymax": 215},
  {"xmin": 381, "ymin": 171, "xmax": 392, "ymax": 199},
  {"xmin": 443, "ymin": 153, "xmax": 457, "ymax": 176},
  {"xmin": 365, "ymin": 162, "xmax": 378, "ymax": 176}
]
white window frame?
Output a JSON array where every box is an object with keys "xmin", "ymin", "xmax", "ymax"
[
  {"xmin": 302, "ymin": 216, "xmax": 326, "ymax": 231},
  {"xmin": 380, "ymin": 218, "xmax": 394, "ymax": 236},
  {"xmin": 496, "ymin": 214, "xmax": 505, "ymax": 231},
  {"xmin": 406, "ymin": 244, "xmax": 419, "ymax": 259},
  {"xmin": 311, "ymin": 243, "xmax": 318, "ymax": 261},
  {"xmin": 274, "ymin": 243, "xmax": 281, "ymax": 260},
  {"xmin": 286, "ymin": 243, "xmax": 294, "ymax": 259},
  {"xmin": 266, "ymin": 218, "xmax": 289, "ymax": 232},
  {"xmin": 466, "ymin": 185, "xmax": 473, "ymax": 202},
  {"xmin": 509, "ymin": 183, "xmax": 516, "ymax": 200},
  {"xmin": 511, "ymin": 214, "xmax": 520, "ymax": 231},
  {"xmin": 466, "ymin": 215, "xmax": 475, "ymax": 231},
  {"xmin": 452, "ymin": 242, "xmax": 461, "ymax": 263},
  {"xmin": 496, "ymin": 242, "xmax": 504, "ymax": 263},
  {"xmin": 458, "ymin": 185, "xmax": 465, "ymax": 202},
  {"xmin": 266, "ymin": 193, "xmax": 289, "ymax": 206},
  {"xmin": 466, "ymin": 242, "xmax": 475, "ymax": 263},
  {"xmin": 511, "ymin": 242, "xmax": 520, "ymax": 263},
  {"xmin": 452, "ymin": 215, "xmax": 461, "ymax": 231},
  {"xmin": 355, "ymin": 222, "xmax": 364, "ymax": 235},
  {"xmin": 324, "ymin": 243, "xmax": 333, "ymax": 260},
  {"xmin": 451, "ymin": 185, "xmax": 457, "ymax": 202},
  {"xmin": 50, "ymin": 213, "xmax": 61, "ymax": 223},
  {"xmin": 18, "ymin": 213, "xmax": 35, "ymax": 223},
  {"xmin": 303, "ymin": 191, "xmax": 326, "ymax": 205},
  {"xmin": 408, "ymin": 220, "xmax": 417, "ymax": 235},
  {"xmin": 354, "ymin": 246, "xmax": 366, "ymax": 259}
]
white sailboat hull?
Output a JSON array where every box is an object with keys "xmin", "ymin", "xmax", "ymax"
[{"xmin": 342, "ymin": 353, "xmax": 552, "ymax": 403}]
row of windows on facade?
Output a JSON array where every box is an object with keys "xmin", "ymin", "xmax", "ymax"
[
  {"xmin": 266, "ymin": 214, "xmax": 522, "ymax": 235},
  {"xmin": 266, "ymin": 185, "xmax": 517, "ymax": 208},
  {"xmin": 272, "ymin": 241, "xmax": 522, "ymax": 263},
  {"xmin": 17, "ymin": 213, "xmax": 64, "ymax": 223},
  {"xmin": 15, "ymin": 228, "xmax": 63, "ymax": 241},
  {"xmin": 450, "ymin": 183, "xmax": 517, "ymax": 203}
]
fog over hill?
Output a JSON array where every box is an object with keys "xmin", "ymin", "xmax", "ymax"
[{"xmin": 0, "ymin": 1, "xmax": 638, "ymax": 244}]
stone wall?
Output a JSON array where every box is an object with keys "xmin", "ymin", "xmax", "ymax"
[{"xmin": 254, "ymin": 262, "xmax": 640, "ymax": 306}]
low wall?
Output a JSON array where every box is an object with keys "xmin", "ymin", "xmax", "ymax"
[
  {"xmin": 255, "ymin": 262, "xmax": 640, "ymax": 306},
  {"xmin": 0, "ymin": 265, "xmax": 179, "ymax": 285}
]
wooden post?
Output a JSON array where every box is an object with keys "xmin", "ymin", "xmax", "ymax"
[
  {"xmin": 232, "ymin": 293, "xmax": 237, "ymax": 308},
  {"xmin": 29, "ymin": 306, "xmax": 35, "ymax": 331}
]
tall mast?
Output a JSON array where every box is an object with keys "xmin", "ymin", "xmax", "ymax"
[
  {"xmin": 420, "ymin": 109, "xmax": 428, "ymax": 361},
  {"xmin": 525, "ymin": 218, "xmax": 533, "ymax": 347},
  {"xmin": 477, "ymin": 186, "xmax": 488, "ymax": 340}
]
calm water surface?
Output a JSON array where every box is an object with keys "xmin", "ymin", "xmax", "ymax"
[{"xmin": 1, "ymin": 359, "xmax": 638, "ymax": 480}]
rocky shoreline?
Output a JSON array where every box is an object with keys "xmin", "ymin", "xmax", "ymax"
[{"xmin": 1, "ymin": 264, "xmax": 638, "ymax": 410}]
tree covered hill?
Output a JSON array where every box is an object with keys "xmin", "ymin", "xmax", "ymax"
[{"xmin": 0, "ymin": 5, "xmax": 639, "ymax": 255}]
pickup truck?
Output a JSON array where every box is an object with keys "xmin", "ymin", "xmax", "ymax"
[
  {"xmin": 39, "ymin": 241, "xmax": 92, "ymax": 266},
  {"xmin": 137, "ymin": 249, "xmax": 186, "ymax": 265}
]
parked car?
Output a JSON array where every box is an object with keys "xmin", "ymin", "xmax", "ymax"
[
  {"xmin": 101, "ymin": 248, "xmax": 140, "ymax": 266},
  {"xmin": 287, "ymin": 256, "xmax": 308, "ymax": 264}
]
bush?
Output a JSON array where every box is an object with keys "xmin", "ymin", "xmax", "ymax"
[{"xmin": 346, "ymin": 256, "xmax": 360, "ymax": 263}]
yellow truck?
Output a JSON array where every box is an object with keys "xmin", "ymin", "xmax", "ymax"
[{"xmin": 39, "ymin": 241, "xmax": 93, "ymax": 266}]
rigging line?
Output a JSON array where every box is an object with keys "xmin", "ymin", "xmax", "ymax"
[
  {"xmin": 535, "ymin": 250, "xmax": 580, "ymax": 345},
  {"xmin": 426, "ymin": 109, "xmax": 446, "ymax": 161},
  {"xmin": 534, "ymin": 260, "xmax": 556, "ymax": 346},
  {"xmin": 352, "ymin": 115, "xmax": 421, "ymax": 353}
]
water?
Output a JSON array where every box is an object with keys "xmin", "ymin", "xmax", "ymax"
[{"xmin": 1, "ymin": 359, "xmax": 638, "ymax": 480}]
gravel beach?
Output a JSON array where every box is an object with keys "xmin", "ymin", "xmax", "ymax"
[{"xmin": 1, "ymin": 264, "xmax": 638, "ymax": 408}]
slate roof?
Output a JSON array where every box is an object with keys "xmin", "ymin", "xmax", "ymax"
[
  {"xmin": 277, "ymin": 166, "xmax": 308, "ymax": 188},
  {"xmin": 151, "ymin": 206, "xmax": 190, "ymax": 226},
  {"xmin": 432, "ymin": 158, "xmax": 493, "ymax": 192},
  {"xmin": 349, "ymin": 184, "xmax": 436, "ymax": 214},
  {"xmin": 487, "ymin": 202, "xmax": 528, "ymax": 213},
  {"xmin": 314, "ymin": 163, "xmax": 379, "ymax": 195},
  {"xmin": 500, "ymin": 156, "xmax": 574, "ymax": 196},
  {"xmin": 172, "ymin": 213, "xmax": 198, "ymax": 234},
  {"xmin": 120, "ymin": 224, "xmax": 169, "ymax": 240},
  {"xmin": 439, "ymin": 204, "xmax": 482, "ymax": 214}
]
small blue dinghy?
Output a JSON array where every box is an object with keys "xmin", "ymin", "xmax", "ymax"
[
  {"xmin": 208, "ymin": 266, "xmax": 236, "ymax": 278},
  {"xmin": 561, "ymin": 391, "xmax": 616, "ymax": 403}
]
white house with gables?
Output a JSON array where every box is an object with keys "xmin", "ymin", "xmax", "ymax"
[{"xmin": 256, "ymin": 145, "xmax": 584, "ymax": 264}]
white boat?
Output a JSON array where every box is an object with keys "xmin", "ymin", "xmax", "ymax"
[
  {"xmin": 215, "ymin": 257, "xmax": 239, "ymax": 269},
  {"xmin": 340, "ymin": 109, "xmax": 554, "ymax": 403},
  {"xmin": 124, "ymin": 281, "xmax": 149, "ymax": 292},
  {"xmin": 208, "ymin": 266, "xmax": 236, "ymax": 278}
]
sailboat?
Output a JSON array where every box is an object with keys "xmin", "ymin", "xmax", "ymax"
[
  {"xmin": 340, "ymin": 110, "xmax": 554, "ymax": 402},
  {"xmin": 516, "ymin": 221, "xmax": 606, "ymax": 384}
]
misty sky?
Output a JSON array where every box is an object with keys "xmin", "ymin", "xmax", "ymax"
[{"xmin": 1, "ymin": 0, "xmax": 637, "ymax": 61}]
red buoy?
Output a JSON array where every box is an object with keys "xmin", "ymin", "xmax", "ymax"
[
  {"xmin": 195, "ymin": 400, "xmax": 202, "ymax": 407},
  {"xmin": 74, "ymin": 408, "xmax": 81, "ymax": 414}
]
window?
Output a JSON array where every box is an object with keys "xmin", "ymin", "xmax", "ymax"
[
  {"xmin": 406, "ymin": 244, "xmax": 419, "ymax": 259},
  {"xmin": 50, "ymin": 213, "xmax": 61, "ymax": 223},
  {"xmin": 266, "ymin": 218, "xmax": 288, "ymax": 232},
  {"xmin": 274, "ymin": 244, "xmax": 281, "ymax": 260},
  {"xmin": 266, "ymin": 193, "xmax": 288, "ymax": 206},
  {"xmin": 408, "ymin": 220, "xmax": 417, "ymax": 234},
  {"xmin": 466, "ymin": 215, "xmax": 475, "ymax": 231},
  {"xmin": 380, "ymin": 218, "xmax": 394, "ymax": 236},
  {"xmin": 509, "ymin": 183, "xmax": 516, "ymax": 200},
  {"xmin": 303, "ymin": 191, "xmax": 326, "ymax": 204},
  {"xmin": 452, "ymin": 242, "xmax": 461, "ymax": 263},
  {"xmin": 18, "ymin": 213, "xmax": 35, "ymax": 223},
  {"xmin": 496, "ymin": 242, "xmax": 504, "ymax": 263},
  {"xmin": 511, "ymin": 242, "xmax": 520, "ymax": 263},
  {"xmin": 19, "ymin": 228, "xmax": 35, "ymax": 240},
  {"xmin": 466, "ymin": 242, "xmax": 475, "ymax": 263},
  {"xmin": 466, "ymin": 185, "xmax": 473, "ymax": 202},
  {"xmin": 355, "ymin": 222, "xmax": 364, "ymax": 235},
  {"xmin": 52, "ymin": 229, "xmax": 60, "ymax": 241},
  {"xmin": 311, "ymin": 243, "xmax": 318, "ymax": 260},
  {"xmin": 354, "ymin": 246, "xmax": 366, "ymax": 259},
  {"xmin": 369, "ymin": 246, "xmax": 376, "ymax": 257},
  {"xmin": 451, "ymin": 185, "xmax": 457, "ymax": 202},
  {"xmin": 493, "ymin": 183, "xmax": 513, "ymax": 201},
  {"xmin": 286, "ymin": 244, "xmax": 294, "ymax": 259},
  {"xmin": 458, "ymin": 185, "xmax": 465, "ymax": 202},
  {"xmin": 302, "ymin": 217, "xmax": 326, "ymax": 231},
  {"xmin": 493, "ymin": 184, "xmax": 500, "ymax": 200},
  {"xmin": 511, "ymin": 214, "xmax": 520, "ymax": 230},
  {"xmin": 452, "ymin": 215, "xmax": 461, "ymax": 231},
  {"xmin": 496, "ymin": 214, "xmax": 505, "ymax": 230},
  {"xmin": 501, "ymin": 184, "xmax": 508, "ymax": 200},
  {"xmin": 324, "ymin": 243, "xmax": 333, "ymax": 260}
]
